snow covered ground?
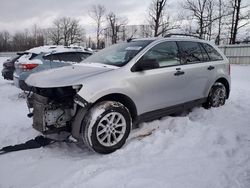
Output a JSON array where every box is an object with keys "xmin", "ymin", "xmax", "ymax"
[{"xmin": 0, "ymin": 56, "xmax": 250, "ymax": 188}]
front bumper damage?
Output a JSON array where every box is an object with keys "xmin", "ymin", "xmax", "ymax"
[
  {"xmin": 27, "ymin": 91, "xmax": 90, "ymax": 139},
  {"xmin": 27, "ymin": 93, "xmax": 74, "ymax": 134}
]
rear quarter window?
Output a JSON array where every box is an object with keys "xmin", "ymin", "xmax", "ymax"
[
  {"xmin": 201, "ymin": 43, "xmax": 223, "ymax": 61},
  {"xmin": 23, "ymin": 53, "xmax": 38, "ymax": 60}
]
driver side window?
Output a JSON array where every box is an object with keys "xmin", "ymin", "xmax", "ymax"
[{"xmin": 142, "ymin": 41, "xmax": 181, "ymax": 68}]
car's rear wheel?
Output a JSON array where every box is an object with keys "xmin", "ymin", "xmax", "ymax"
[
  {"xmin": 204, "ymin": 82, "xmax": 227, "ymax": 108},
  {"xmin": 81, "ymin": 101, "xmax": 131, "ymax": 154}
]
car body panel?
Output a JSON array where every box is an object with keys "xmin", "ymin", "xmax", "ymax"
[{"xmin": 25, "ymin": 63, "xmax": 116, "ymax": 88}]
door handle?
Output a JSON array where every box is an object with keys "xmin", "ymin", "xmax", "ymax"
[
  {"xmin": 207, "ymin": 66, "xmax": 215, "ymax": 70},
  {"xmin": 174, "ymin": 71, "xmax": 185, "ymax": 76}
]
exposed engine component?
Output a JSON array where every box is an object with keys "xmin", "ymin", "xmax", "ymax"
[
  {"xmin": 44, "ymin": 108, "xmax": 72, "ymax": 127},
  {"xmin": 27, "ymin": 86, "xmax": 77, "ymax": 134}
]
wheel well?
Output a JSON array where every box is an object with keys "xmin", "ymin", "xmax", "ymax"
[
  {"xmin": 215, "ymin": 78, "xmax": 230, "ymax": 98},
  {"xmin": 94, "ymin": 93, "xmax": 138, "ymax": 122}
]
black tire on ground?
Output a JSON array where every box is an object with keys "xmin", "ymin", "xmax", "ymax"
[
  {"xmin": 204, "ymin": 82, "xmax": 227, "ymax": 109},
  {"xmin": 81, "ymin": 101, "xmax": 131, "ymax": 154}
]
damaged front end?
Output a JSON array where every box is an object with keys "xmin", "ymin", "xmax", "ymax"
[{"xmin": 27, "ymin": 86, "xmax": 84, "ymax": 135}]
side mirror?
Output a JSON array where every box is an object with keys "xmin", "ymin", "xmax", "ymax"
[{"xmin": 132, "ymin": 59, "xmax": 159, "ymax": 72}]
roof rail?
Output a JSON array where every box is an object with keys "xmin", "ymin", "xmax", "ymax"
[{"xmin": 164, "ymin": 33, "xmax": 202, "ymax": 39}]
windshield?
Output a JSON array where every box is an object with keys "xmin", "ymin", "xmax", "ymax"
[{"xmin": 82, "ymin": 40, "xmax": 153, "ymax": 67}]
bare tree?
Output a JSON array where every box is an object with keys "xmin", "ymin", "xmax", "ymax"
[
  {"xmin": 106, "ymin": 12, "xmax": 127, "ymax": 44},
  {"xmin": 212, "ymin": 0, "xmax": 232, "ymax": 45},
  {"xmin": 49, "ymin": 19, "xmax": 62, "ymax": 45},
  {"xmin": 49, "ymin": 17, "xmax": 84, "ymax": 45},
  {"xmin": 61, "ymin": 17, "xmax": 72, "ymax": 46},
  {"xmin": 183, "ymin": 0, "xmax": 231, "ymax": 40},
  {"xmin": 12, "ymin": 31, "xmax": 35, "ymax": 51},
  {"xmin": 229, "ymin": 0, "xmax": 250, "ymax": 44},
  {"xmin": 205, "ymin": 0, "xmax": 215, "ymax": 40},
  {"xmin": 31, "ymin": 24, "xmax": 44, "ymax": 46},
  {"xmin": 140, "ymin": 25, "xmax": 153, "ymax": 38},
  {"xmin": 148, "ymin": 0, "xmax": 177, "ymax": 37},
  {"xmin": 69, "ymin": 19, "xmax": 86, "ymax": 44},
  {"xmin": 215, "ymin": 0, "xmax": 223, "ymax": 44},
  {"xmin": 0, "ymin": 27, "xmax": 46, "ymax": 52},
  {"xmin": 89, "ymin": 4, "xmax": 106, "ymax": 49},
  {"xmin": 184, "ymin": 0, "xmax": 209, "ymax": 38},
  {"xmin": 0, "ymin": 31, "xmax": 11, "ymax": 51}
]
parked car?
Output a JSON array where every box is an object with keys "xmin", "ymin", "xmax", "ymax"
[
  {"xmin": 13, "ymin": 45, "xmax": 92, "ymax": 91},
  {"xmin": 1, "ymin": 53, "xmax": 26, "ymax": 80},
  {"xmin": 26, "ymin": 35, "xmax": 231, "ymax": 154}
]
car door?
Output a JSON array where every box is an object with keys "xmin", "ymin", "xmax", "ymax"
[
  {"xmin": 177, "ymin": 41, "xmax": 213, "ymax": 100},
  {"xmin": 128, "ymin": 41, "xmax": 190, "ymax": 114},
  {"xmin": 201, "ymin": 42, "xmax": 225, "ymax": 86}
]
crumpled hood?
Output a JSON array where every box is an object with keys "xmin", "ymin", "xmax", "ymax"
[{"xmin": 25, "ymin": 63, "xmax": 116, "ymax": 88}]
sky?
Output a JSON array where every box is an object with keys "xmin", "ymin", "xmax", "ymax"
[{"xmin": 0, "ymin": 0, "xmax": 179, "ymax": 36}]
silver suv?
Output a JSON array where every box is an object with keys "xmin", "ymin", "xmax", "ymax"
[{"xmin": 25, "ymin": 36, "xmax": 231, "ymax": 154}]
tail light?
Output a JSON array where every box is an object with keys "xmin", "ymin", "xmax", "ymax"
[{"xmin": 18, "ymin": 63, "xmax": 39, "ymax": 71}]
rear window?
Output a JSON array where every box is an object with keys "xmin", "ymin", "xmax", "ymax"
[{"xmin": 201, "ymin": 43, "xmax": 223, "ymax": 61}]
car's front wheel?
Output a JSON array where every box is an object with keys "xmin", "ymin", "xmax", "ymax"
[
  {"xmin": 204, "ymin": 82, "xmax": 227, "ymax": 108},
  {"xmin": 81, "ymin": 101, "xmax": 131, "ymax": 154}
]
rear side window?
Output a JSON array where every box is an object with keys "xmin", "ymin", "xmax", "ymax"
[
  {"xmin": 57, "ymin": 53, "xmax": 80, "ymax": 62},
  {"xmin": 77, "ymin": 52, "xmax": 92, "ymax": 61},
  {"xmin": 142, "ymin": 41, "xmax": 181, "ymax": 68},
  {"xmin": 44, "ymin": 53, "xmax": 80, "ymax": 62},
  {"xmin": 43, "ymin": 54, "xmax": 60, "ymax": 61},
  {"xmin": 177, "ymin": 41, "xmax": 204, "ymax": 63},
  {"xmin": 202, "ymin": 43, "xmax": 223, "ymax": 61}
]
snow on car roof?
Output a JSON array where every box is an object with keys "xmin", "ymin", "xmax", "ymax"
[{"xmin": 26, "ymin": 45, "xmax": 92, "ymax": 55}]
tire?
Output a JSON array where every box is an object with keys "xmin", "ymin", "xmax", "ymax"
[
  {"xmin": 204, "ymin": 82, "xmax": 227, "ymax": 108},
  {"xmin": 81, "ymin": 101, "xmax": 131, "ymax": 154}
]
